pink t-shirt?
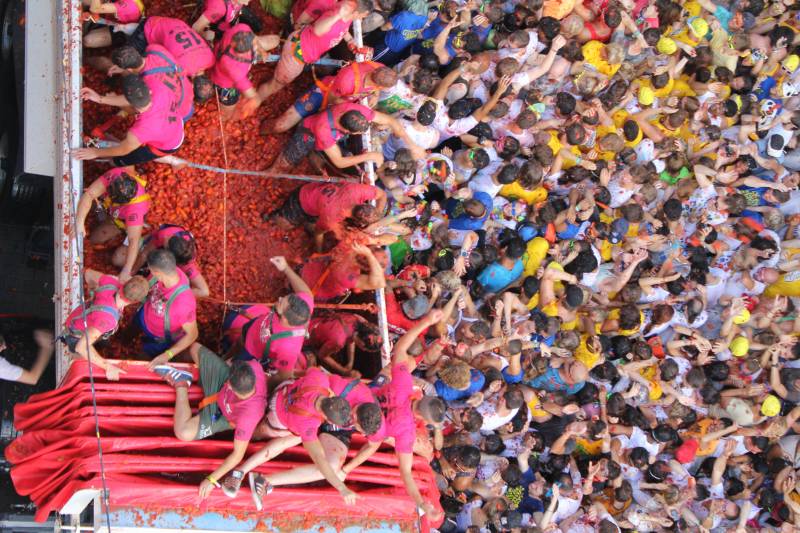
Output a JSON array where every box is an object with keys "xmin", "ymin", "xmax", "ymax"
[
  {"xmin": 301, "ymin": 258, "xmax": 359, "ymax": 301},
  {"xmin": 291, "ymin": 0, "xmax": 337, "ymax": 23},
  {"xmin": 374, "ymin": 363, "xmax": 416, "ymax": 453},
  {"xmin": 302, "ymin": 102, "xmax": 376, "ymax": 151},
  {"xmin": 307, "ymin": 313, "xmax": 359, "ymax": 353},
  {"xmin": 140, "ymin": 45, "xmax": 193, "ymax": 120},
  {"xmin": 99, "ymin": 168, "xmax": 150, "ymax": 228},
  {"xmin": 114, "ymin": 0, "xmax": 143, "ymax": 23},
  {"xmin": 209, "ymin": 24, "xmax": 254, "ymax": 92},
  {"xmin": 65, "ymin": 275, "xmax": 121, "ymax": 336},
  {"xmin": 151, "ymin": 225, "xmax": 201, "ymax": 280},
  {"xmin": 299, "ymin": 12, "xmax": 351, "ymax": 63},
  {"xmin": 142, "ymin": 269, "xmax": 197, "ymax": 339},
  {"xmin": 330, "ymin": 61, "xmax": 380, "ymax": 100},
  {"xmin": 225, "ymin": 304, "xmax": 270, "ymax": 344},
  {"xmin": 328, "ymin": 374, "xmax": 384, "ymax": 442},
  {"xmin": 242, "ymin": 293, "xmax": 314, "ymax": 372},
  {"xmin": 298, "ymin": 181, "xmax": 378, "ymax": 230},
  {"xmin": 129, "ymin": 50, "xmax": 185, "ymax": 151},
  {"xmin": 217, "ymin": 358, "xmax": 268, "ymax": 441},
  {"xmin": 144, "ymin": 16, "xmax": 215, "ymax": 77},
  {"xmin": 202, "ymin": 0, "xmax": 242, "ymax": 32},
  {"xmin": 274, "ymin": 368, "xmax": 332, "ymax": 441}
]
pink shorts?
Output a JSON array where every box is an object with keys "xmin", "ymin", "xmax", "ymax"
[{"xmin": 274, "ymin": 32, "xmax": 306, "ymax": 85}]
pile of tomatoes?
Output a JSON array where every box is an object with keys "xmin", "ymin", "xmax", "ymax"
[{"xmin": 82, "ymin": 2, "xmax": 315, "ymax": 355}]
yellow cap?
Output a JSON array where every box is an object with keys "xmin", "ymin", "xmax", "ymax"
[
  {"xmin": 657, "ymin": 37, "xmax": 677, "ymax": 55},
  {"xmin": 638, "ymin": 86, "xmax": 655, "ymax": 106},
  {"xmin": 733, "ymin": 308, "xmax": 750, "ymax": 325},
  {"xmin": 783, "ymin": 54, "xmax": 800, "ymax": 72},
  {"xmin": 689, "ymin": 17, "xmax": 709, "ymax": 39},
  {"xmin": 729, "ymin": 336, "xmax": 749, "ymax": 357},
  {"xmin": 761, "ymin": 394, "xmax": 781, "ymax": 417}
]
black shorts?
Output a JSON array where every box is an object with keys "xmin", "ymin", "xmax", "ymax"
[
  {"xmin": 127, "ymin": 21, "xmax": 148, "ymax": 54},
  {"xmin": 216, "ymin": 85, "xmax": 240, "ymax": 106},
  {"xmin": 274, "ymin": 188, "xmax": 316, "ymax": 226},
  {"xmin": 319, "ymin": 423, "xmax": 354, "ymax": 448},
  {"xmin": 112, "ymin": 144, "xmax": 179, "ymax": 167},
  {"xmin": 59, "ymin": 334, "xmax": 80, "ymax": 353},
  {"xmin": 283, "ymin": 127, "xmax": 317, "ymax": 166}
]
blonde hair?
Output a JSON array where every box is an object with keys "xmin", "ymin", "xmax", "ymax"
[
  {"xmin": 439, "ymin": 361, "xmax": 472, "ymax": 390},
  {"xmin": 607, "ymin": 43, "xmax": 625, "ymax": 65}
]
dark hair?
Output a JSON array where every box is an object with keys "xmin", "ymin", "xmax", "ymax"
[
  {"xmin": 417, "ymin": 100, "xmax": 437, "ymax": 126},
  {"xmin": 483, "ymin": 433, "xmax": 505, "ymax": 455},
  {"xmin": 147, "ymin": 248, "xmax": 177, "ymax": 274},
  {"xmin": 458, "ymin": 445, "xmax": 482, "ymax": 468},
  {"xmin": 610, "ymin": 335, "xmax": 632, "ymax": 359},
  {"xmin": 340, "ymin": 110, "xmax": 370, "ymax": 133},
  {"xmin": 355, "ymin": 403, "xmax": 382, "ymax": 436},
  {"xmin": 564, "ymin": 285, "xmax": 584, "ymax": 309},
  {"xmin": 108, "ymin": 173, "xmax": 138, "ymax": 204},
  {"xmin": 229, "ymin": 360, "xmax": 256, "ymax": 394},
  {"xmin": 622, "ymin": 120, "xmax": 640, "ymax": 142},
  {"xmin": 630, "ymin": 447, "xmax": 649, "ymax": 468},
  {"xmin": 522, "ymin": 276, "xmax": 540, "ymax": 297},
  {"xmin": 283, "ymin": 293, "xmax": 311, "ymax": 326},
  {"xmin": 556, "ymin": 92, "xmax": 576, "ymax": 116},
  {"xmin": 565, "ymin": 123, "xmax": 586, "ymax": 145},
  {"xmin": 122, "ymin": 74, "xmax": 151, "ymax": 108},
  {"xmin": 704, "ymin": 361, "xmax": 730, "ymax": 381},
  {"xmin": 619, "ymin": 304, "xmax": 641, "ymax": 330},
  {"xmin": 232, "ymin": 30, "xmax": 255, "ymax": 53},
  {"xmin": 111, "ymin": 45, "xmax": 144, "ymax": 69},
  {"xmin": 193, "ymin": 74, "xmax": 214, "ymax": 104},
  {"xmin": 470, "ymin": 148, "xmax": 490, "ymax": 170},
  {"xmin": 538, "ymin": 16, "xmax": 560, "ymax": 40},
  {"xmin": 320, "ymin": 396, "xmax": 352, "ymax": 426},
  {"xmin": 418, "ymin": 396, "xmax": 446, "ymax": 423},
  {"xmin": 503, "ymin": 387, "xmax": 524, "ymax": 409},
  {"xmin": 165, "ymin": 233, "xmax": 195, "ymax": 265},
  {"xmin": 462, "ymin": 408, "xmax": 484, "ymax": 432}
]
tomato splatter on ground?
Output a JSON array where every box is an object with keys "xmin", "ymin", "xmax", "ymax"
[{"xmin": 82, "ymin": 3, "xmax": 315, "ymax": 357}]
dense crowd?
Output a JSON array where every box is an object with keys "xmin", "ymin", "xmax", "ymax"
[{"xmin": 7, "ymin": 0, "xmax": 800, "ymax": 529}]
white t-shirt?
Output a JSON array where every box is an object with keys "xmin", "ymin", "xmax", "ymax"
[{"xmin": 0, "ymin": 356, "xmax": 23, "ymax": 382}]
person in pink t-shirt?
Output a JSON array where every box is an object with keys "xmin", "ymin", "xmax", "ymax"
[
  {"xmin": 124, "ymin": 224, "xmax": 210, "ymax": 298},
  {"xmin": 263, "ymin": 61, "xmax": 397, "ymax": 134},
  {"xmin": 110, "ymin": 45, "xmax": 195, "ymax": 122},
  {"xmin": 82, "ymin": 0, "xmax": 144, "ymax": 49},
  {"xmin": 352, "ymin": 310, "xmax": 446, "ymax": 521},
  {"xmin": 192, "ymin": 0, "xmax": 258, "ymax": 41},
  {"xmin": 155, "ymin": 342, "xmax": 267, "ymax": 500},
  {"xmin": 223, "ymin": 372, "xmax": 385, "ymax": 509},
  {"xmin": 269, "ymin": 102, "xmax": 423, "ymax": 172},
  {"xmin": 300, "ymin": 243, "xmax": 387, "ymax": 302},
  {"xmin": 74, "ymin": 75, "xmax": 185, "ymax": 167},
  {"xmin": 75, "ymin": 167, "xmax": 150, "ymax": 282},
  {"xmin": 140, "ymin": 17, "xmax": 215, "ymax": 77},
  {"xmin": 256, "ymin": 1, "xmax": 371, "ymax": 103},
  {"xmin": 208, "ymin": 25, "xmax": 280, "ymax": 120},
  {"xmin": 232, "ymin": 256, "xmax": 313, "ymax": 385},
  {"xmin": 306, "ymin": 312, "xmax": 382, "ymax": 376},
  {"xmin": 221, "ymin": 304, "xmax": 270, "ymax": 352},
  {"xmin": 217, "ymin": 367, "xmax": 365, "ymax": 509},
  {"xmin": 61, "ymin": 268, "xmax": 148, "ymax": 380},
  {"xmin": 139, "ymin": 249, "xmax": 199, "ymax": 363}
]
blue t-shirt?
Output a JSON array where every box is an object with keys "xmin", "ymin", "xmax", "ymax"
[
  {"xmin": 385, "ymin": 11, "xmax": 428, "ymax": 52},
  {"xmin": 477, "ymin": 260, "xmax": 524, "ymax": 293},
  {"xmin": 446, "ymin": 191, "xmax": 493, "ymax": 231},
  {"xmin": 434, "ymin": 368, "xmax": 485, "ymax": 402},
  {"xmin": 525, "ymin": 366, "xmax": 585, "ymax": 394},
  {"xmin": 714, "ymin": 5, "xmax": 733, "ymax": 33}
]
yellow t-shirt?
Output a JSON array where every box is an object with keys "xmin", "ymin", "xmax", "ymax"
[
  {"xmin": 575, "ymin": 437, "xmax": 604, "ymax": 456},
  {"xmin": 499, "ymin": 182, "xmax": 548, "ymax": 205},
  {"xmin": 639, "ymin": 365, "xmax": 664, "ymax": 400},
  {"xmin": 526, "ymin": 293, "xmax": 540, "ymax": 310},
  {"xmin": 523, "ymin": 237, "xmax": 550, "ymax": 277},
  {"xmin": 575, "ymin": 335, "xmax": 601, "ymax": 369},
  {"xmin": 765, "ymin": 271, "xmax": 800, "ymax": 297},
  {"xmin": 582, "ymin": 41, "xmax": 621, "ymax": 78},
  {"xmin": 527, "ymin": 395, "xmax": 550, "ymax": 418}
]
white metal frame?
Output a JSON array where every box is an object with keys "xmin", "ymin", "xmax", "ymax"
[{"xmin": 54, "ymin": 0, "xmax": 84, "ymax": 383}]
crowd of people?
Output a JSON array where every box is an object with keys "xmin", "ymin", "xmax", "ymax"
[{"xmin": 48, "ymin": 0, "xmax": 800, "ymax": 529}]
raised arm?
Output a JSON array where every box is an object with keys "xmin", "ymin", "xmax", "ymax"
[
  {"xmin": 392, "ymin": 310, "xmax": 442, "ymax": 366},
  {"xmin": 270, "ymin": 256, "xmax": 312, "ymax": 294}
]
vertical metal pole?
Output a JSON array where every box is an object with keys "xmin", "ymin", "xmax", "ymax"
[
  {"xmin": 352, "ymin": 20, "xmax": 392, "ymax": 368},
  {"xmin": 54, "ymin": 0, "xmax": 84, "ymax": 384}
]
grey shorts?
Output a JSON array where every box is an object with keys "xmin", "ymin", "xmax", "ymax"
[{"xmin": 195, "ymin": 347, "xmax": 233, "ymax": 440}]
